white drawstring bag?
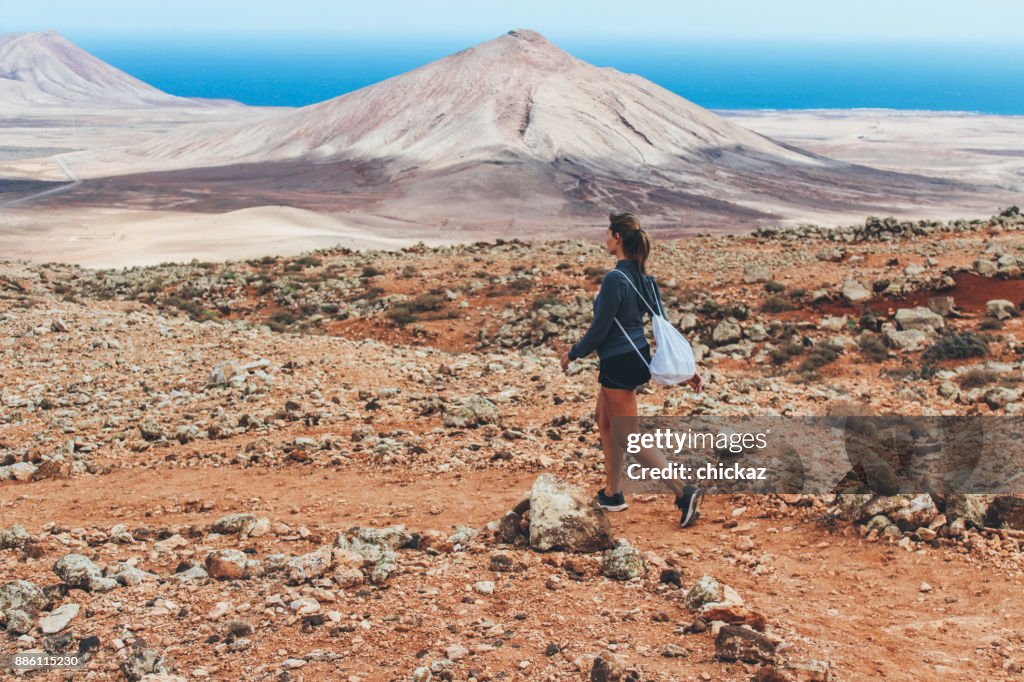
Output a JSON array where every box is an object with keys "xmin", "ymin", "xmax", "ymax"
[{"xmin": 610, "ymin": 270, "xmax": 697, "ymax": 385}]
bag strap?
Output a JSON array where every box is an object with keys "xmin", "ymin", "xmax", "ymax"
[
  {"xmin": 610, "ymin": 269, "xmax": 662, "ymax": 318},
  {"xmin": 608, "ymin": 269, "xmax": 657, "ymax": 369},
  {"xmin": 612, "ymin": 318, "xmax": 652, "ymax": 370}
]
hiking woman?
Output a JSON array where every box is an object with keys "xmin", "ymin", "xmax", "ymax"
[{"xmin": 560, "ymin": 212, "xmax": 705, "ymax": 527}]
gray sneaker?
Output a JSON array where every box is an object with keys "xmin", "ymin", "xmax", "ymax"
[
  {"xmin": 596, "ymin": 489, "xmax": 628, "ymax": 512},
  {"xmin": 675, "ymin": 485, "xmax": 704, "ymax": 528}
]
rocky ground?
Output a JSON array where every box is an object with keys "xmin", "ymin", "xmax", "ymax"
[{"xmin": 2, "ymin": 208, "xmax": 1024, "ymax": 681}]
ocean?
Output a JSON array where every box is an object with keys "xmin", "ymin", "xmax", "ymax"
[{"xmin": 77, "ymin": 35, "xmax": 1024, "ymax": 114}]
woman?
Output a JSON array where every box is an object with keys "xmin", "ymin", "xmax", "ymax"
[{"xmin": 561, "ymin": 213, "xmax": 705, "ymax": 528}]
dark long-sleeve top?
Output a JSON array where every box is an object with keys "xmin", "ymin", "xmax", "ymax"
[{"xmin": 568, "ymin": 259, "xmax": 665, "ymax": 361}]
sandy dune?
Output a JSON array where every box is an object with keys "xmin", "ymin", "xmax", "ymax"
[
  {"xmin": 722, "ymin": 108, "xmax": 1024, "ymax": 191},
  {"xmin": 0, "ymin": 205, "xmax": 452, "ymax": 268}
]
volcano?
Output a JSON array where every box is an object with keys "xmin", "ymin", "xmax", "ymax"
[{"xmin": 56, "ymin": 29, "xmax": 993, "ymax": 232}]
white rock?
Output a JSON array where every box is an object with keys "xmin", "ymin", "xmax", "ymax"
[{"xmin": 39, "ymin": 603, "xmax": 79, "ymax": 634}]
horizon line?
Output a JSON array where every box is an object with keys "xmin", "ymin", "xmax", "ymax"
[{"xmin": 6, "ymin": 28, "xmax": 1023, "ymax": 48}]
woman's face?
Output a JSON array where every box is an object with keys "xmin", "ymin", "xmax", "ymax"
[{"xmin": 606, "ymin": 227, "xmax": 620, "ymax": 254}]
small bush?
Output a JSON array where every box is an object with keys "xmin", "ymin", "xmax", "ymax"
[
  {"xmin": 857, "ymin": 335, "xmax": 889, "ymax": 363},
  {"xmin": 296, "ymin": 255, "xmax": 323, "ymax": 268},
  {"xmin": 532, "ymin": 295, "xmax": 561, "ymax": 310},
  {"xmin": 362, "ymin": 285, "xmax": 386, "ymax": 301},
  {"xmin": 770, "ymin": 341, "xmax": 804, "ymax": 365},
  {"xmin": 959, "ymin": 368, "xmax": 999, "ymax": 389},
  {"xmin": 410, "ymin": 293, "xmax": 444, "ymax": 312},
  {"xmin": 508, "ymin": 278, "xmax": 533, "ymax": 292},
  {"xmin": 729, "ymin": 306, "xmax": 749, "ymax": 321},
  {"xmin": 760, "ymin": 295, "xmax": 794, "ymax": 313},
  {"xmin": 923, "ymin": 332, "xmax": 990, "ymax": 361},
  {"xmin": 859, "ymin": 311, "xmax": 883, "ymax": 332},
  {"xmin": 764, "ymin": 280, "xmax": 786, "ymax": 294},
  {"xmin": 388, "ymin": 304, "xmax": 417, "ymax": 325},
  {"xmin": 163, "ymin": 296, "xmax": 207, "ymax": 321},
  {"xmin": 270, "ymin": 311, "xmax": 295, "ymax": 326},
  {"xmin": 698, "ymin": 300, "xmax": 722, "ymax": 318},
  {"xmin": 362, "ymin": 265, "xmax": 385, "ymax": 278},
  {"xmin": 799, "ymin": 345, "xmax": 840, "ymax": 373}
]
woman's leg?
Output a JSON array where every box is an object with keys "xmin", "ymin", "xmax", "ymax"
[
  {"xmin": 595, "ymin": 388, "xmax": 618, "ymax": 495},
  {"xmin": 599, "ymin": 386, "xmax": 635, "ymax": 496},
  {"xmin": 602, "ymin": 386, "xmax": 686, "ymax": 498}
]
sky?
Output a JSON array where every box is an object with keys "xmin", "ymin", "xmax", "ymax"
[{"xmin": 5, "ymin": 0, "xmax": 1022, "ymax": 43}]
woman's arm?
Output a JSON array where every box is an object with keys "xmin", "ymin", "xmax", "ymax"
[{"xmin": 567, "ymin": 272, "xmax": 625, "ymax": 361}]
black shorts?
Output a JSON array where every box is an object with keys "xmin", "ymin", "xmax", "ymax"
[{"xmin": 598, "ymin": 346, "xmax": 652, "ymax": 390}]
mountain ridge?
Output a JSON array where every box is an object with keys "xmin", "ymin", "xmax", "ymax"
[{"xmin": 0, "ymin": 30, "xmax": 240, "ymax": 109}]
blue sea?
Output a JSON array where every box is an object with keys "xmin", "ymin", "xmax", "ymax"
[{"xmin": 75, "ymin": 35, "xmax": 1024, "ymax": 114}]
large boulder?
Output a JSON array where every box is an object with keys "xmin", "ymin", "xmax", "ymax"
[
  {"xmin": 528, "ymin": 474, "xmax": 613, "ymax": 552},
  {"xmin": 890, "ymin": 494, "xmax": 939, "ymax": 530},
  {"xmin": 601, "ymin": 539, "xmax": 645, "ymax": 580},
  {"xmin": 841, "ymin": 279, "xmax": 871, "ymax": 303},
  {"xmin": 0, "ymin": 524, "xmax": 31, "ymax": 550},
  {"xmin": 443, "ymin": 395, "xmax": 501, "ymax": 428},
  {"xmin": 754, "ymin": 660, "xmax": 832, "ymax": 682},
  {"xmin": 211, "ymin": 513, "xmax": 259, "ymax": 536},
  {"xmin": 944, "ymin": 495, "xmax": 990, "ymax": 529},
  {"xmin": 39, "ymin": 603, "xmax": 80, "ymax": 634},
  {"xmin": 985, "ymin": 496, "xmax": 1024, "ymax": 530},
  {"xmin": 683, "ymin": 575, "xmax": 762, "ymax": 627},
  {"xmin": 121, "ymin": 644, "xmax": 174, "ymax": 682},
  {"xmin": 205, "ymin": 549, "xmax": 260, "ymax": 580},
  {"xmin": 352, "ymin": 525, "xmax": 413, "ymax": 549},
  {"xmin": 881, "ymin": 324, "xmax": 932, "ymax": 352},
  {"xmin": 712, "ymin": 318, "xmax": 743, "ymax": 346},
  {"xmin": 894, "ymin": 307, "xmax": 945, "ymax": 332},
  {"xmin": 0, "ymin": 580, "xmax": 48, "ymax": 615},
  {"xmin": 334, "ymin": 527, "xmax": 405, "ymax": 583},
  {"xmin": 285, "ymin": 546, "xmax": 334, "ymax": 585},
  {"xmin": 986, "ymin": 299, "xmax": 1017, "ymax": 320},
  {"xmin": 53, "ymin": 554, "xmax": 118, "ymax": 592},
  {"xmin": 716, "ymin": 625, "xmax": 778, "ymax": 664}
]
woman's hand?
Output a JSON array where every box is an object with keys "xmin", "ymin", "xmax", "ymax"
[
  {"xmin": 687, "ymin": 372, "xmax": 703, "ymax": 393},
  {"xmin": 560, "ymin": 350, "xmax": 571, "ymax": 373}
]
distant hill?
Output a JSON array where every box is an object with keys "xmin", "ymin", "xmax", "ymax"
[{"xmin": 0, "ymin": 30, "xmax": 239, "ymax": 110}]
